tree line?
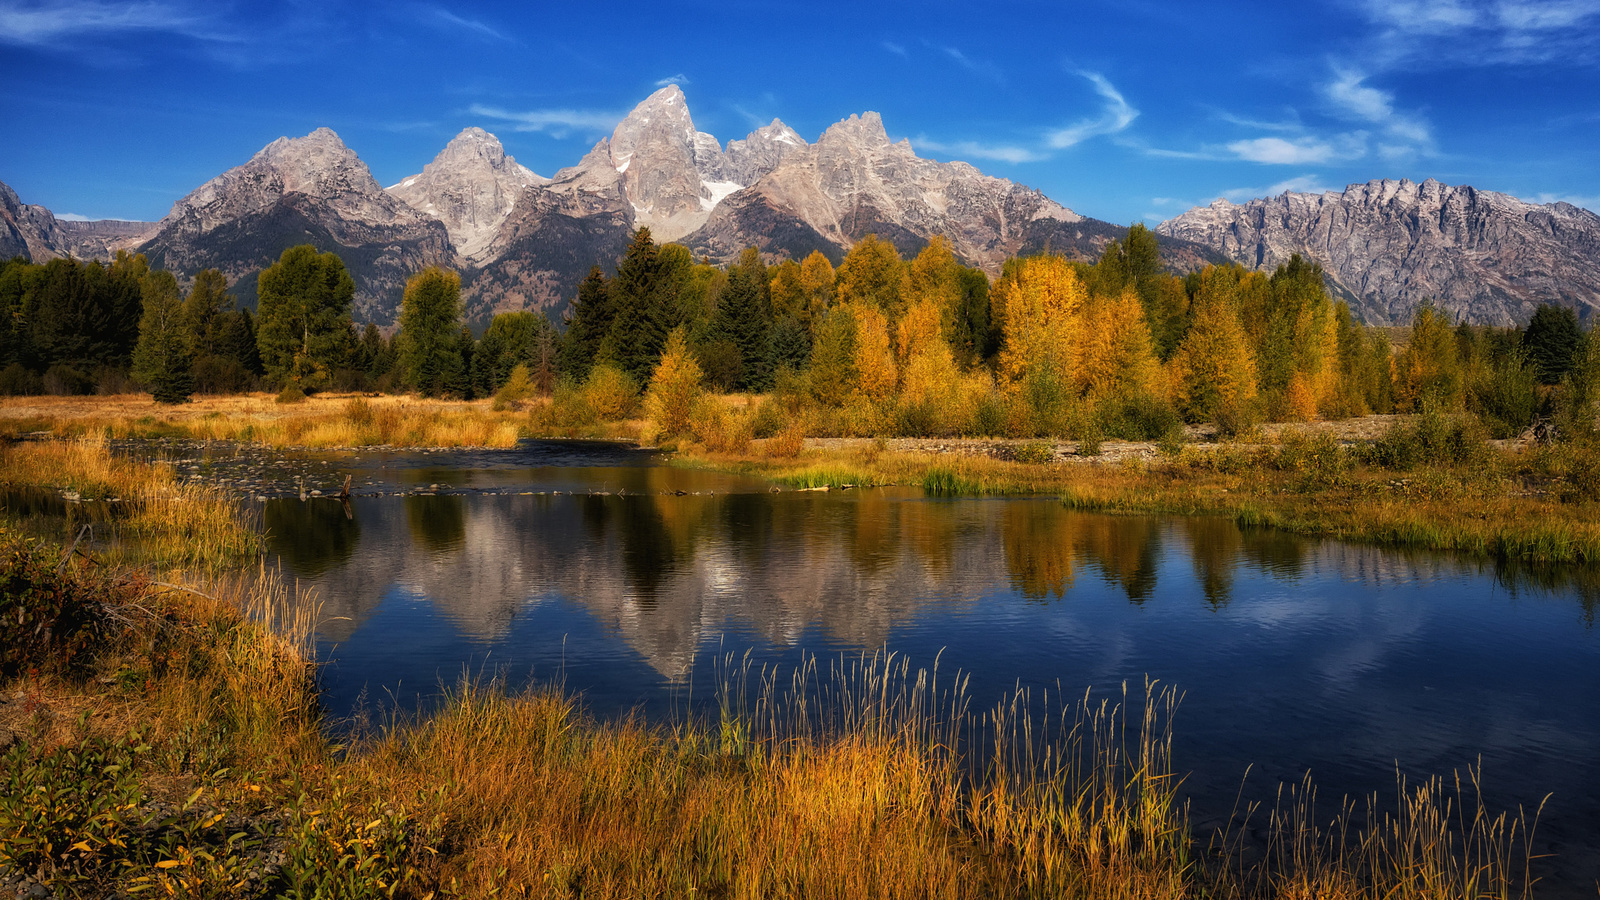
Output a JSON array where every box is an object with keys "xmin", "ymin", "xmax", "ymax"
[{"xmin": 3, "ymin": 231, "xmax": 1596, "ymax": 442}]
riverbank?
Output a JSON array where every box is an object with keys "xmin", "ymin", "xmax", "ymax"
[
  {"xmin": 677, "ymin": 420, "xmax": 1600, "ymax": 565},
  {"xmin": 0, "ymin": 440, "xmax": 1548, "ymax": 898},
  {"xmin": 6, "ymin": 392, "xmax": 1599, "ymax": 564}
]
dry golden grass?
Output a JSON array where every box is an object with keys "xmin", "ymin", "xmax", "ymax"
[
  {"xmin": 0, "ymin": 392, "xmax": 526, "ymax": 449},
  {"xmin": 0, "ymin": 436, "xmax": 260, "ymax": 570}
]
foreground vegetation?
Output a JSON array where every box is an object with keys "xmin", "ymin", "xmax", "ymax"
[{"xmin": 0, "ymin": 436, "xmax": 1561, "ymax": 898}]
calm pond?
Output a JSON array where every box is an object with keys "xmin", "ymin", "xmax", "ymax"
[{"xmin": 157, "ymin": 439, "xmax": 1600, "ymax": 893}]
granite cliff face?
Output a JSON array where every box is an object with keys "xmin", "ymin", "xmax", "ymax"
[
  {"xmin": 460, "ymin": 86, "xmax": 811, "ymax": 320},
  {"xmin": 1156, "ymin": 179, "xmax": 1600, "ymax": 325},
  {"xmin": 684, "ymin": 111, "xmax": 1148, "ymax": 271},
  {"xmin": 0, "ymin": 180, "xmax": 154, "ymax": 262},
  {"xmin": 137, "ymin": 128, "xmax": 454, "ymax": 322},
  {"xmin": 387, "ymin": 128, "xmax": 546, "ymax": 264}
]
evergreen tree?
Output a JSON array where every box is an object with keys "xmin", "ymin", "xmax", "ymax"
[
  {"xmin": 132, "ymin": 271, "xmax": 193, "ymax": 404},
  {"xmin": 396, "ymin": 266, "xmax": 466, "ymax": 397},
  {"xmin": 560, "ymin": 267, "xmax": 615, "ymax": 383},
  {"xmin": 605, "ymin": 227, "xmax": 676, "ymax": 384},
  {"xmin": 711, "ymin": 247, "xmax": 773, "ymax": 391},
  {"xmin": 1522, "ymin": 303, "xmax": 1582, "ymax": 385},
  {"xmin": 255, "ymin": 245, "xmax": 355, "ymax": 390}
]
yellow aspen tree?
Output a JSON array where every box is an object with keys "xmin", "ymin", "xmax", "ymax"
[
  {"xmin": 835, "ymin": 235, "xmax": 905, "ymax": 323},
  {"xmin": 851, "ymin": 302, "xmax": 897, "ymax": 401},
  {"xmin": 996, "ymin": 255, "xmax": 1087, "ymax": 392},
  {"xmin": 1167, "ymin": 266, "xmax": 1258, "ymax": 425},
  {"xmin": 1395, "ymin": 302, "xmax": 1463, "ymax": 411},
  {"xmin": 898, "ymin": 296, "xmax": 960, "ymax": 427},
  {"xmin": 643, "ymin": 327, "xmax": 703, "ymax": 438},
  {"xmin": 768, "ymin": 259, "xmax": 806, "ymax": 323},
  {"xmin": 902, "ymin": 236, "xmax": 964, "ymax": 346},
  {"xmin": 1079, "ymin": 287, "xmax": 1162, "ymax": 399},
  {"xmin": 798, "ymin": 250, "xmax": 836, "ymax": 334}
]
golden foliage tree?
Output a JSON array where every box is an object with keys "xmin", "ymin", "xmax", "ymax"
[
  {"xmin": 902, "ymin": 237, "xmax": 964, "ymax": 347},
  {"xmin": 644, "ymin": 327, "xmax": 704, "ymax": 439},
  {"xmin": 995, "ymin": 255, "xmax": 1087, "ymax": 392},
  {"xmin": 1078, "ymin": 287, "xmax": 1162, "ymax": 399},
  {"xmin": 836, "ymin": 235, "xmax": 905, "ymax": 323},
  {"xmin": 1167, "ymin": 267, "xmax": 1258, "ymax": 426},
  {"xmin": 852, "ymin": 303, "xmax": 898, "ymax": 402},
  {"xmin": 1395, "ymin": 302, "xmax": 1463, "ymax": 411}
]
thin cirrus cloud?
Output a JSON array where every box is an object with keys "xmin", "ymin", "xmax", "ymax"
[
  {"xmin": 910, "ymin": 136, "xmax": 1047, "ymax": 164},
  {"xmin": 0, "ymin": 0, "xmax": 232, "ymax": 45},
  {"xmin": 422, "ymin": 6, "xmax": 511, "ymax": 42},
  {"xmin": 1354, "ymin": 0, "xmax": 1600, "ymax": 65},
  {"xmin": 654, "ymin": 74, "xmax": 690, "ymax": 87},
  {"xmin": 467, "ymin": 104, "xmax": 622, "ymax": 136},
  {"xmin": 1225, "ymin": 134, "xmax": 1368, "ymax": 165},
  {"xmin": 1046, "ymin": 72, "xmax": 1139, "ymax": 148}
]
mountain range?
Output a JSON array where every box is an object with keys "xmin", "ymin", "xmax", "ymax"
[{"xmin": 4, "ymin": 85, "xmax": 1597, "ymax": 327}]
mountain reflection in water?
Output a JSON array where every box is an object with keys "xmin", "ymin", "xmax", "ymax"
[{"xmin": 256, "ymin": 456, "xmax": 1600, "ymax": 896}]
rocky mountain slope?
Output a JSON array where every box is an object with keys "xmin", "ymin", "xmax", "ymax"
[
  {"xmin": 387, "ymin": 128, "xmax": 546, "ymax": 265},
  {"xmin": 0, "ymin": 179, "xmax": 154, "ymax": 262},
  {"xmin": 136, "ymin": 128, "xmax": 454, "ymax": 322},
  {"xmin": 1157, "ymin": 179, "xmax": 1600, "ymax": 325},
  {"xmin": 682, "ymin": 111, "xmax": 1182, "ymax": 272}
]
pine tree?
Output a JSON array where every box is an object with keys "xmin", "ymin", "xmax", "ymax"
[
  {"xmin": 560, "ymin": 267, "xmax": 615, "ymax": 384},
  {"xmin": 132, "ymin": 270, "xmax": 193, "ymax": 404},
  {"xmin": 1522, "ymin": 303, "xmax": 1582, "ymax": 385},
  {"xmin": 606, "ymin": 227, "xmax": 677, "ymax": 384},
  {"xmin": 396, "ymin": 266, "xmax": 465, "ymax": 397},
  {"xmin": 711, "ymin": 247, "xmax": 773, "ymax": 391}
]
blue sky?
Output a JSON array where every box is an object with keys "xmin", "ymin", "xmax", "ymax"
[{"xmin": 2, "ymin": 0, "xmax": 1597, "ymax": 225}]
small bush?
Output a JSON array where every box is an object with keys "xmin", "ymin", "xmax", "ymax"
[
  {"xmin": 0, "ymin": 541, "xmax": 113, "ymax": 677},
  {"xmin": 492, "ymin": 363, "xmax": 536, "ymax": 411},
  {"xmin": 1014, "ymin": 441, "xmax": 1055, "ymax": 464},
  {"xmin": 276, "ymin": 384, "xmax": 308, "ymax": 404},
  {"xmin": 0, "ymin": 735, "xmax": 147, "ymax": 880},
  {"xmin": 1093, "ymin": 390, "xmax": 1185, "ymax": 442},
  {"xmin": 970, "ymin": 393, "xmax": 1005, "ymax": 437},
  {"xmin": 1364, "ymin": 406, "xmax": 1491, "ymax": 470},
  {"xmin": 0, "ymin": 362, "xmax": 43, "ymax": 396},
  {"xmin": 582, "ymin": 363, "xmax": 639, "ymax": 421},
  {"xmin": 344, "ymin": 397, "xmax": 375, "ymax": 427},
  {"xmin": 762, "ymin": 423, "xmax": 806, "ymax": 459},
  {"xmin": 43, "ymin": 364, "xmax": 95, "ymax": 396}
]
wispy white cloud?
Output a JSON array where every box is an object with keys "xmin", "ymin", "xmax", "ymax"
[
  {"xmin": 56, "ymin": 213, "xmax": 92, "ymax": 222},
  {"xmin": 881, "ymin": 40, "xmax": 907, "ymax": 57},
  {"xmin": 423, "ymin": 7, "xmax": 510, "ymax": 42},
  {"xmin": 1354, "ymin": 0, "xmax": 1600, "ymax": 65},
  {"xmin": 655, "ymin": 74, "xmax": 690, "ymax": 87},
  {"xmin": 1047, "ymin": 72, "xmax": 1139, "ymax": 148},
  {"xmin": 911, "ymin": 136, "xmax": 1047, "ymax": 164},
  {"xmin": 1324, "ymin": 68, "xmax": 1434, "ymax": 154},
  {"xmin": 468, "ymin": 104, "xmax": 621, "ymax": 136},
  {"xmin": 1534, "ymin": 191, "xmax": 1600, "ymax": 212},
  {"xmin": 1215, "ymin": 110, "xmax": 1304, "ymax": 132},
  {"xmin": 1225, "ymin": 134, "xmax": 1368, "ymax": 164},
  {"xmin": 0, "ymin": 0, "xmax": 232, "ymax": 45},
  {"xmin": 1218, "ymin": 174, "xmax": 1342, "ymax": 203},
  {"xmin": 927, "ymin": 42, "xmax": 1005, "ymax": 82}
]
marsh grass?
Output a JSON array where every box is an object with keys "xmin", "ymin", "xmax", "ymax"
[{"xmin": 0, "ymin": 437, "xmax": 259, "ymax": 570}]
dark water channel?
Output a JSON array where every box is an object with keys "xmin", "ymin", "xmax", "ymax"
[{"xmin": 139, "ymin": 439, "xmax": 1600, "ymax": 893}]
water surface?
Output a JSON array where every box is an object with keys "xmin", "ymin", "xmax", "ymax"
[{"xmin": 185, "ymin": 440, "xmax": 1600, "ymax": 894}]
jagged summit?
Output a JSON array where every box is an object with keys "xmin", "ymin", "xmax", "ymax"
[
  {"xmin": 161, "ymin": 127, "xmax": 426, "ymax": 236},
  {"xmin": 388, "ymin": 127, "xmax": 546, "ymax": 263},
  {"xmin": 1157, "ymin": 178, "xmax": 1600, "ymax": 324}
]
